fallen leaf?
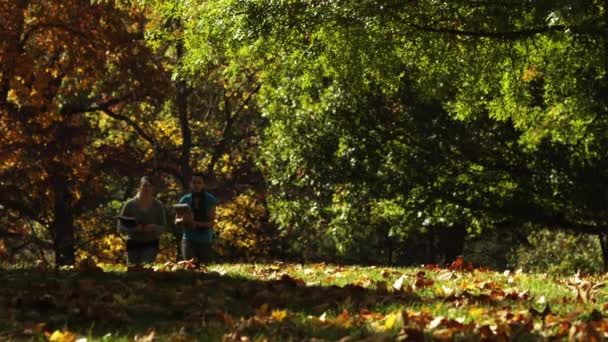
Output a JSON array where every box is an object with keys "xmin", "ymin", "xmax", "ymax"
[
  {"xmin": 271, "ymin": 309, "xmax": 288, "ymax": 322},
  {"xmin": 47, "ymin": 330, "xmax": 77, "ymax": 342},
  {"xmin": 22, "ymin": 322, "xmax": 46, "ymax": 335},
  {"xmin": 448, "ymin": 256, "xmax": 464, "ymax": 270},
  {"xmin": 437, "ymin": 270, "xmax": 455, "ymax": 281},
  {"xmin": 392, "ymin": 275, "xmax": 408, "ymax": 291},
  {"xmin": 134, "ymin": 330, "xmax": 155, "ymax": 342},
  {"xmin": 335, "ymin": 310, "xmax": 352, "ymax": 328},
  {"xmin": 440, "ymin": 285, "xmax": 454, "ymax": 297},
  {"xmin": 428, "ymin": 316, "xmax": 444, "ymax": 330},
  {"xmin": 382, "ymin": 311, "xmax": 403, "ymax": 331},
  {"xmin": 433, "ymin": 328, "xmax": 454, "ymax": 340}
]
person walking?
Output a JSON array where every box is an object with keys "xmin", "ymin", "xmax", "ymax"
[
  {"xmin": 117, "ymin": 175, "xmax": 167, "ymax": 265},
  {"xmin": 175, "ymin": 172, "xmax": 218, "ymax": 265}
]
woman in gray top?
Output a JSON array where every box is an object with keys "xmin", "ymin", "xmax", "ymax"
[{"xmin": 117, "ymin": 176, "xmax": 167, "ymax": 265}]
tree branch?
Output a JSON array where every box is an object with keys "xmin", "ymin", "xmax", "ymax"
[
  {"xmin": 21, "ymin": 22, "xmax": 111, "ymax": 50},
  {"xmin": 208, "ymin": 83, "xmax": 262, "ymax": 175},
  {"xmin": 409, "ymin": 24, "xmax": 599, "ymax": 39},
  {"xmin": 100, "ymin": 108, "xmax": 157, "ymax": 147},
  {"xmin": 444, "ymin": 191, "xmax": 606, "ymax": 235}
]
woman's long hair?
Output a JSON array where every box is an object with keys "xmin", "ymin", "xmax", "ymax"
[{"xmin": 136, "ymin": 175, "xmax": 156, "ymax": 198}]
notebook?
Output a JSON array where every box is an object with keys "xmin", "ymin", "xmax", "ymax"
[
  {"xmin": 173, "ymin": 204, "xmax": 192, "ymax": 215},
  {"xmin": 117, "ymin": 216, "xmax": 137, "ymax": 228}
]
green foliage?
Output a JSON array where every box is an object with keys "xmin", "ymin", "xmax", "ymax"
[
  {"xmin": 510, "ymin": 229, "xmax": 603, "ymax": 275},
  {"xmin": 181, "ymin": 0, "xmax": 608, "ymax": 270}
]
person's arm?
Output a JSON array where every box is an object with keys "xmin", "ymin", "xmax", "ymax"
[
  {"xmin": 117, "ymin": 201, "xmax": 135, "ymax": 233},
  {"xmin": 143, "ymin": 201, "xmax": 167, "ymax": 234},
  {"xmin": 174, "ymin": 195, "xmax": 194, "ymax": 225},
  {"xmin": 192, "ymin": 206, "xmax": 215, "ymax": 229},
  {"xmin": 192, "ymin": 194, "xmax": 217, "ymax": 229}
]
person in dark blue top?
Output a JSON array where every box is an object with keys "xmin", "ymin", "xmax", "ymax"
[{"xmin": 175, "ymin": 172, "xmax": 218, "ymax": 264}]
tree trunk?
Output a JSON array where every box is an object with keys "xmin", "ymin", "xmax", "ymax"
[
  {"xmin": 50, "ymin": 174, "xmax": 75, "ymax": 266},
  {"xmin": 174, "ymin": 26, "xmax": 192, "ymax": 262},
  {"xmin": 386, "ymin": 236, "xmax": 394, "ymax": 265},
  {"xmin": 176, "ymin": 37, "xmax": 192, "ymax": 186},
  {"xmin": 436, "ymin": 224, "xmax": 466, "ymax": 265},
  {"xmin": 379, "ymin": 224, "xmax": 393, "ymax": 264},
  {"xmin": 599, "ymin": 233, "xmax": 608, "ymax": 272}
]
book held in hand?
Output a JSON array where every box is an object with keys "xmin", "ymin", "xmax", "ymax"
[
  {"xmin": 117, "ymin": 216, "xmax": 138, "ymax": 228},
  {"xmin": 173, "ymin": 204, "xmax": 192, "ymax": 215}
]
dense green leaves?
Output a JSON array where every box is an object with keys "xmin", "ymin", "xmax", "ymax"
[{"xmin": 177, "ymin": 0, "xmax": 608, "ymax": 265}]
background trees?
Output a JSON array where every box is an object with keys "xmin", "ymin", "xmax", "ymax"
[
  {"xmin": 1, "ymin": 0, "xmax": 606, "ymax": 271},
  {"xmin": 187, "ymin": 0, "xmax": 608, "ymax": 267}
]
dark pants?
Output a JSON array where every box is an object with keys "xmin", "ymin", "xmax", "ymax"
[
  {"xmin": 126, "ymin": 240, "xmax": 159, "ymax": 265},
  {"xmin": 181, "ymin": 240, "xmax": 212, "ymax": 264}
]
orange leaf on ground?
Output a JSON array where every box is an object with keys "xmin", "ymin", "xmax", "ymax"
[{"xmin": 448, "ymin": 256, "xmax": 464, "ymax": 270}]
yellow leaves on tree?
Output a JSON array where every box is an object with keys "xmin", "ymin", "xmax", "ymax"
[{"xmin": 215, "ymin": 192, "xmax": 269, "ymax": 260}]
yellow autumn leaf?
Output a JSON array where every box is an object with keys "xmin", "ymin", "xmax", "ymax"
[
  {"xmin": 7, "ymin": 89, "xmax": 18, "ymax": 103},
  {"xmin": 271, "ymin": 309, "xmax": 288, "ymax": 322},
  {"xmin": 468, "ymin": 307, "xmax": 486, "ymax": 320},
  {"xmin": 45, "ymin": 67, "xmax": 60, "ymax": 77},
  {"xmin": 47, "ymin": 329, "xmax": 77, "ymax": 342},
  {"xmin": 382, "ymin": 311, "xmax": 403, "ymax": 331},
  {"xmin": 384, "ymin": 312, "xmax": 397, "ymax": 330}
]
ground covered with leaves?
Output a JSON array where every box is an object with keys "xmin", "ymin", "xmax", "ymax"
[{"xmin": 1, "ymin": 260, "xmax": 608, "ymax": 341}]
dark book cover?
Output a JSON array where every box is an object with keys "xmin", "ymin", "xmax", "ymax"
[{"xmin": 117, "ymin": 216, "xmax": 137, "ymax": 228}]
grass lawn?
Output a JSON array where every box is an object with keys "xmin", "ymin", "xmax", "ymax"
[{"xmin": 1, "ymin": 261, "xmax": 607, "ymax": 341}]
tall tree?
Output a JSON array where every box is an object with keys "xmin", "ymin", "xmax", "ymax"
[{"xmin": 0, "ymin": 0, "xmax": 166, "ymax": 265}]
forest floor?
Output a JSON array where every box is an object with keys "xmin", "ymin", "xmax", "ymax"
[{"xmin": 1, "ymin": 260, "xmax": 608, "ymax": 341}]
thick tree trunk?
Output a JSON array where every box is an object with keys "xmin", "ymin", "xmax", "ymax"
[
  {"xmin": 174, "ymin": 30, "xmax": 191, "ymax": 262},
  {"xmin": 436, "ymin": 224, "xmax": 466, "ymax": 265},
  {"xmin": 50, "ymin": 174, "xmax": 75, "ymax": 266}
]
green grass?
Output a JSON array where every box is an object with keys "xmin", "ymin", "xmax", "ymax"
[{"xmin": 1, "ymin": 262, "xmax": 607, "ymax": 341}]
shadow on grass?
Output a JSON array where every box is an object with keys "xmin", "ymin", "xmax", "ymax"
[
  {"xmin": 0, "ymin": 267, "xmax": 545, "ymax": 341},
  {"xmin": 0, "ymin": 267, "xmax": 421, "ymax": 340}
]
